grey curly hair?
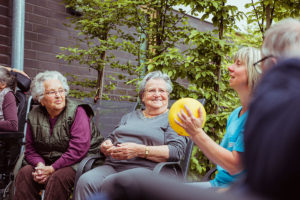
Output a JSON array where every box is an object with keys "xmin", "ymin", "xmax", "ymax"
[
  {"xmin": 30, "ymin": 71, "xmax": 69, "ymax": 102},
  {"xmin": 138, "ymin": 71, "xmax": 173, "ymax": 103}
]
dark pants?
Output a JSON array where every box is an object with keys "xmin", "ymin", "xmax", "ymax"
[{"xmin": 14, "ymin": 165, "xmax": 75, "ymax": 200}]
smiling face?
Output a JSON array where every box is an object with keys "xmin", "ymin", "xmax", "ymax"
[
  {"xmin": 40, "ymin": 79, "xmax": 66, "ymax": 118},
  {"xmin": 228, "ymin": 59, "xmax": 249, "ymax": 92},
  {"xmin": 142, "ymin": 79, "xmax": 169, "ymax": 113}
]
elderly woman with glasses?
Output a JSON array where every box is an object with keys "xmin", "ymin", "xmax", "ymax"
[
  {"xmin": 74, "ymin": 71, "xmax": 187, "ymax": 200},
  {"xmin": 176, "ymin": 47, "xmax": 262, "ymax": 189},
  {"xmin": 14, "ymin": 71, "xmax": 103, "ymax": 200}
]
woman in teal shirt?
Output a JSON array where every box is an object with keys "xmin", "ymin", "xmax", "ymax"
[{"xmin": 177, "ymin": 47, "xmax": 262, "ymax": 188}]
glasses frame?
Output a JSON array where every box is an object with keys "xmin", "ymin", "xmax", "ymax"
[
  {"xmin": 253, "ymin": 55, "xmax": 275, "ymax": 74},
  {"xmin": 145, "ymin": 88, "xmax": 168, "ymax": 95},
  {"xmin": 44, "ymin": 89, "xmax": 66, "ymax": 97}
]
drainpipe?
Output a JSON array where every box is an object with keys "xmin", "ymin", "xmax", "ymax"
[{"xmin": 11, "ymin": 0, "xmax": 25, "ymax": 71}]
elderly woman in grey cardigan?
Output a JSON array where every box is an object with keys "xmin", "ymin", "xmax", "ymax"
[{"xmin": 75, "ymin": 71, "xmax": 187, "ymax": 200}]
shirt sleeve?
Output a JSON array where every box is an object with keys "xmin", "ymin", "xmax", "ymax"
[
  {"xmin": 233, "ymin": 129, "xmax": 245, "ymax": 152},
  {"xmin": 52, "ymin": 106, "xmax": 91, "ymax": 170},
  {"xmin": 166, "ymin": 123, "xmax": 188, "ymax": 162},
  {"xmin": 0, "ymin": 92, "xmax": 18, "ymax": 131},
  {"xmin": 25, "ymin": 123, "xmax": 45, "ymax": 166}
]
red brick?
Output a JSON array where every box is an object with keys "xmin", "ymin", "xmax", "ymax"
[
  {"xmin": 47, "ymin": 1, "xmax": 67, "ymax": 13},
  {"xmin": 0, "ymin": 44, "xmax": 9, "ymax": 54},
  {"xmin": 48, "ymin": 19, "xmax": 68, "ymax": 30},
  {"xmin": 0, "ymin": 0, "xmax": 9, "ymax": 7},
  {"xmin": 25, "ymin": 22, "xmax": 33, "ymax": 31},
  {"xmin": 25, "ymin": 31, "xmax": 38, "ymax": 41},
  {"xmin": 25, "ymin": 4, "xmax": 33, "ymax": 13},
  {"xmin": 0, "ymin": 54, "xmax": 9, "ymax": 65},
  {"xmin": 32, "ymin": 5, "xmax": 52, "ymax": 18},
  {"xmin": 24, "ymin": 58, "xmax": 39, "ymax": 69},
  {"xmin": 0, "ymin": 26, "xmax": 9, "ymax": 36},
  {"xmin": 24, "ymin": 49, "xmax": 36, "ymax": 59},
  {"xmin": 32, "ymin": 41, "xmax": 53, "ymax": 53},
  {"xmin": 26, "ymin": 13, "xmax": 48, "ymax": 25},
  {"xmin": 37, "ymin": 52, "xmax": 57, "ymax": 62},
  {"xmin": 0, "ymin": 5, "xmax": 9, "ymax": 17},
  {"xmin": 0, "ymin": 35, "xmax": 9, "ymax": 46},
  {"xmin": 27, "ymin": 0, "xmax": 47, "ymax": 8},
  {"xmin": 37, "ymin": 34, "xmax": 56, "ymax": 45},
  {"xmin": 0, "ymin": 15, "xmax": 9, "ymax": 26}
]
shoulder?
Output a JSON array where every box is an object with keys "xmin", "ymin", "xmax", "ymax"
[
  {"xmin": 4, "ymin": 91, "xmax": 16, "ymax": 102},
  {"xmin": 228, "ymin": 106, "xmax": 242, "ymax": 120}
]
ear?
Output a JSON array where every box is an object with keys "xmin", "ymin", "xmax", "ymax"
[
  {"xmin": 0, "ymin": 82, "xmax": 6, "ymax": 89},
  {"xmin": 270, "ymin": 57, "xmax": 277, "ymax": 66}
]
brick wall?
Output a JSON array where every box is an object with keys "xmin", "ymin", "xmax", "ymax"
[
  {"xmin": 0, "ymin": 0, "xmax": 11, "ymax": 66},
  {"xmin": 0, "ymin": 0, "xmax": 213, "ymax": 100}
]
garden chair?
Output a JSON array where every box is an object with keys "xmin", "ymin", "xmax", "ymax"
[{"xmin": 73, "ymin": 98, "xmax": 206, "ymax": 195}]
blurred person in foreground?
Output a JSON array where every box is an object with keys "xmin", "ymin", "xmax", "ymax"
[
  {"xmin": 75, "ymin": 71, "xmax": 187, "ymax": 200},
  {"xmin": 14, "ymin": 71, "xmax": 103, "ymax": 200}
]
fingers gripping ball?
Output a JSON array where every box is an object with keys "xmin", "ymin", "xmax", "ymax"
[{"xmin": 169, "ymin": 98, "xmax": 206, "ymax": 136}]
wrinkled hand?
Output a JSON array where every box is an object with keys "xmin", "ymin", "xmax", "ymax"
[
  {"xmin": 175, "ymin": 105, "xmax": 204, "ymax": 137},
  {"xmin": 100, "ymin": 140, "xmax": 114, "ymax": 156},
  {"xmin": 32, "ymin": 163, "xmax": 55, "ymax": 184},
  {"xmin": 108, "ymin": 142, "xmax": 143, "ymax": 160}
]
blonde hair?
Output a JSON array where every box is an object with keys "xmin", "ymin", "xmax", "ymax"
[{"xmin": 233, "ymin": 47, "xmax": 261, "ymax": 92}]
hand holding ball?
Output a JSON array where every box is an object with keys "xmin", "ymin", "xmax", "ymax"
[{"xmin": 169, "ymin": 98, "xmax": 206, "ymax": 136}]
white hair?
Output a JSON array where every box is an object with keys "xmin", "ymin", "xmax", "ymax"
[
  {"xmin": 262, "ymin": 18, "xmax": 300, "ymax": 59},
  {"xmin": 30, "ymin": 71, "xmax": 69, "ymax": 102}
]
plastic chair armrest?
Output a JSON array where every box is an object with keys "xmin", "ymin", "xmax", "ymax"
[
  {"xmin": 152, "ymin": 161, "xmax": 183, "ymax": 179},
  {"xmin": 202, "ymin": 167, "xmax": 217, "ymax": 182},
  {"xmin": 73, "ymin": 154, "xmax": 105, "ymax": 191}
]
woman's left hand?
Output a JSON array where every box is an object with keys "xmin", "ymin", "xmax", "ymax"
[
  {"xmin": 109, "ymin": 142, "xmax": 144, "ymax": 160},
  {"xmin": 33, "ymin": 165, "xmax": 55, "ymax": 184},
  {"xmin": 175, "ymin": 105, "xmax": 204, "ymax": 137}
]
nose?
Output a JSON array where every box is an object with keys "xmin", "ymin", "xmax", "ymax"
[{"xmin": 228, "ymin": 64, "xmax": 234, "ymax": 72}]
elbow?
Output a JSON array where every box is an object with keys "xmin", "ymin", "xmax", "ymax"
[{"xmin": 227, "ymin": 165, "xmax": 243, "ymax": 175}]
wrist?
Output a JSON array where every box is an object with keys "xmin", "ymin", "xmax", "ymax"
[{"xmin": 144, "ymin": 145, "xmax": 149, "ymax": 159}]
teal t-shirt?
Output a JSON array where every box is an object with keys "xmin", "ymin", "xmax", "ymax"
[{"xmin": 210, "ymin": 106, "xmax": 247, "ymax": 188}]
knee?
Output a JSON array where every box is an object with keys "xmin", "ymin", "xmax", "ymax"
[
  {"xmin": 16, "ymin": 165, "xmax": 34, "ymax": 180},
  {"xmin": 76, "ymin": 172, "xmax": 94, "ymax": 190}
]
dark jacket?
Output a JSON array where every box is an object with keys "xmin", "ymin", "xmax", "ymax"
[{"xmin": 27, "ymin": 98, "xmax": 103, "ymax": 170}]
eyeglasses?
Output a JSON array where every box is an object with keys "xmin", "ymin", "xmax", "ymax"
[
  {"xmin": 44, "ymin": 89, "xmax": 66, "ymax": 97},
  {"xmin": 253, "ymin": 55, "xmax": 276, "ymax": 74},
  {"xmin": 145, "ymin": 88, "xmax": 168, "ymax": 95}
]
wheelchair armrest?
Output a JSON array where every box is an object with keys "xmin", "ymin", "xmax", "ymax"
[
  {"xmin": 73, "ymin": 154, "xmax": 105, "ymax": 191},
  {"xmin": 0, "ymin": 131, "xmax": 24, "ymax": 139},
  {"xmin": 202, "ymin": 166, "xmax": 217, "ymax": 182},
  {"xmin": 152, "ymin": 161, "xmax": 183, "ymax": 179}
]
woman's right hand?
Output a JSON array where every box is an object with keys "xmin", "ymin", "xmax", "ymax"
[{"xmin": 100, "ymin": 140, "xmax": 113, "ymax": 156}]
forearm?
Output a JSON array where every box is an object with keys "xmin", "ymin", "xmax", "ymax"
[
  {"xmin": 142, "ymin": 145, "xmax": 169, "ymax": 163},
  {"xmin": 191, "ymin": 130, "xmax": 243, "ymax": 175}
]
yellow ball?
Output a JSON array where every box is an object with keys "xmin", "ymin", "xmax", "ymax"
[{"xmin": 169, "ymin": 98, "xmax": 206, "ymax": 136}]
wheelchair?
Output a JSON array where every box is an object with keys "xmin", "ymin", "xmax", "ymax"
[{"xmin": 0, "ymin": 71, "xmax": 31, "ymax": 200}]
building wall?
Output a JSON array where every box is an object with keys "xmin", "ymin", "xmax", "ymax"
[
  {"xmin": 0, "ymin": 0, "xmax": 11, "ymax": 66},
  {"xmin": 0, "ymin": 0, "xmax": 214, "ymax": 100}
]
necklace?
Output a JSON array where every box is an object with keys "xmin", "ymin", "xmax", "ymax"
[{"xmin": 143, "ymin": 109, "xmax": 168, "ymax": 118}]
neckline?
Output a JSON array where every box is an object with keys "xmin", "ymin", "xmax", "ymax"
[{"xmin": 139, "ymin": 109, "xmax": 168, "ymax": 119}]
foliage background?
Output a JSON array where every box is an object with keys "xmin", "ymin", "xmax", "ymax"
[{"xmin": 58, "ymin": 0, "xmax": 300, "ymax": 181}]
